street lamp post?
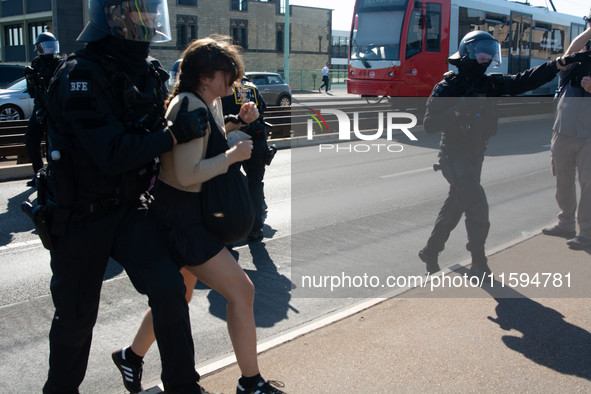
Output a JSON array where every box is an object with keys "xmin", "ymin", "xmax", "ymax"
[{"xmin": 284, "ymin": 0, "xmax": 290, "ymax": 85}]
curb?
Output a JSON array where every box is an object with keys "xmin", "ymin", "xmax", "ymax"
[{"xmin": 0, "ymin": 163, "xmax": 33, "ymax": 182}]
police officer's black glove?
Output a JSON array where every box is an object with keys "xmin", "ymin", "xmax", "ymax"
[
  {"xmin": 24, "ymin": 66, "xmax": 35, "ymax": 77},
  {"xmin": 559, "ymin": 50, "xmax": 591, "ymax": 66},
  {"xmin": 168, "ymin": 96, "xmax": 209, "ymax": 144},
  {"xmin": 224, "ymin": 114, "xmax": 247, "ymax": 126},
  {"xmin": 454, "ymin": 95, "xmax": 481, "ymax": 115}
]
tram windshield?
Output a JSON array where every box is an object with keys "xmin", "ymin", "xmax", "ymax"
[{"xmin": 351, "ymin": 10, "xmax": 405, "ymax": 61}]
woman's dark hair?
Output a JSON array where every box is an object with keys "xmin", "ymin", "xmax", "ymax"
[{"xmin": 165, "ymin": 36, "xmax": 244, "ymax": 110}]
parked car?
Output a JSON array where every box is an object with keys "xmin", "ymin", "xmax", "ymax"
[
  {"xmin": 244, "ymin": 72, "xmax": 291, "ymax": 106},
  {"xmin": 0, "ymin": 64, "xmax": 26, "ymax": 89},
  {"xmin": 0, "ymin": 78, "xmax": 34, "ymax": 121}
]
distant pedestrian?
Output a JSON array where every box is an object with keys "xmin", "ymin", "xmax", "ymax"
[
  {"xmin": 319, "ymin": 62, "xmax": 330, "ymax": 93},
  {"xmin": 543, "ymin": 24, "xmax": 591, "ymax": 250}
]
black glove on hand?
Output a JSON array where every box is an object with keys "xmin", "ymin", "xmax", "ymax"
[
  {"xmin": 168, "ymin": 96, "xmax": 209, "ymax": 144},
  {"xmin": 24, "ymin": 66, "xmax": 35, "ymax": 76},
  {"xmin": 454, "ymin": 95, "xmax": 481, "ymax": 115},
  {"xmin": 560, "ymin": 50, "xmax": 591, "ymax": 66},
  {"xmin": 224, "ymin": 114, "xmax": 247, "ymax": 125}
]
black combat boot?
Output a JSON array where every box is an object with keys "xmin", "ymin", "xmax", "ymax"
[
  {"xmin": 419, "ymin": 248, "xmax": 440, "ymax": 274},
  {"xmin": 469, "ymin": 254, "xmax": 492, "ymax": 284}
]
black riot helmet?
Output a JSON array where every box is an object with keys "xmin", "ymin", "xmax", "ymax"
[
  {"xmin": 77, "ymin": 0, "xmax": 171, "ymax": 43},
  {"xmin": 448, "ymin": 31, "xmax": 502, "ymax": 74},
  {"xmin": 35, "ymin": 32, "xmax": 60, "ymax": 56}
]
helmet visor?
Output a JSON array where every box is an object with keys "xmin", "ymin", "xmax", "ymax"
[
  {"xmin": 466, "ymin": 39, "xmax": 502, "ymax": 68},
  {"xmin": 36, "ymin": 40, "xmax": 60, "ymax": 55},
  {"xmin": 104, "ymin": 0, "xmax": 171, "ymax": 42}
]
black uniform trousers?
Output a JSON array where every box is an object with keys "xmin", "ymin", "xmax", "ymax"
[
  {"xmin": 425, "ymin": 149, "xmax": 490, "ymax": 256},
  {"xmin": 44, "ymin": 202, "xmax": 199, "ymax": 394},
  {"xmin": 26, "ymin": 111, "xmax": 45, "ymax": 174},
  {"xmin": 243, "ymin": 138, "xmax": 268, "ymax": 233},
  {"xmin": 319, "ymin": 75, "xmax": 329, "ymax": 92}
]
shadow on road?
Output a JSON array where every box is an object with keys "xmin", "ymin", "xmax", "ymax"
[
  {"xmin": 0, "ymin": 188, "xmax": 36, "ymax": 247},
  {"xmin": 200, "ymin": 231, "xmax": 296, "ymax": 328},
  {"xmin": 453, "ymin": 266, "xmax": 591, "ymax": 381}
]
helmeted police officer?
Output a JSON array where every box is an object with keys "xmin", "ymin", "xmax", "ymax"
[
  {"xmin": 222, "ymin": 78, "xmax": 269, "ymax": 242},
  {"xmin": 23, "ymin": 32, "xmax": 61, "ymax": 186},
  {"xmin": 41, "ymin": 0, "xmax": 212, "ymax": 393},
  {"xmin": 168, "ymin": 58, "xmax": 182, "ymax": 89},
  {"xmin": 419, "ymin": 31, "xmax": 586, "ymax": 281}
]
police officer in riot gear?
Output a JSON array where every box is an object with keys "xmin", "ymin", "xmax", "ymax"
[
  {"xmin": 23, "ymin": 32, "xmax": 61, "ymax": 187},
  {"xmin": 222, "ymin": 78, "xmax": 269, "ymax": 242},
  {"xmin": 169, "ymin": 58, "xmax": 182, "ymax": 89},
  {"xmin": 419, "ymin": 30, "xmax": 584, "ymax": 281},
  {"xmin": 41, "ymin": 0, "xmax": 213, "ymax": 393}
]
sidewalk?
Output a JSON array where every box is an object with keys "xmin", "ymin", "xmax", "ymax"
[
  {"xmin": 291, "ymin": 84, "xmax": 354, "ymax": 103},
  {"xmin": 186, "ymin": 231, "xmax": 591, "ymax": 393}
]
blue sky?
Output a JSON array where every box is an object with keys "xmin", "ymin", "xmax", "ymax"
[{"xmin": 290, "ymin": 0, "xmax": 591, "ymax": 31}]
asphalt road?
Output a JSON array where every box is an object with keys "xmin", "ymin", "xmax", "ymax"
[{"xmin": 0, "ymin": 113, "xmax": 562, "ymax": 393}]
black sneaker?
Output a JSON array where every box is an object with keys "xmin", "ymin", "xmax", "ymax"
[
  {"xmin": 26, "ymin": 177, "xmax": 36, "ymax": 187},
  {"xmin": 112, "ymin": 348, "xmax": 143, "ymax": 394},
  {"xmin": 419, "ymin": 248, "xmax": 440, "ymax": 274},
  {"xmin": 237, "ymin": 378, "xmax": 286, "ymax": 394},
  {"xmin": 542, "ymin": 225, "xmax": 576, "ymax": 238},
  {"xmin": 567, "ymin": 235, "xmax": 591, "ymax": 250}
]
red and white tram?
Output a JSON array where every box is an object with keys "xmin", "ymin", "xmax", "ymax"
[{"xmin": 347, "ymin": 0, "xmax": 585, "ymax": 98}]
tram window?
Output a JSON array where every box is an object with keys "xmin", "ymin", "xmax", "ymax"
[
  {"xmin": 459, "ymin": 8, "xmax": 509, "ymax": 56},
  {"xmin": 426, "ymin": 3, "xmax": 441, "ymax": 52},
  {"xmin": 351, "ymin": 11, "xmax": 405, "ymax": 60},
  {"xmin": 532, "ymin": 22, "xmax": 552, "ymax": 59},
  {"xmin": 406, "ymin": 9, "xmax": 423, "ymax": 59},
  {"xmin": 551, "ymin": 25, "xmax": 566, "ymax": 57}
]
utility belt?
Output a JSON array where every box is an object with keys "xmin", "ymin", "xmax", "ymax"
[
  {"xmin": 22, "ymin": 169, "xmax": 124, "ymax": 251},
  {"xmin": 432, "ymin": 149, "xmax": 477, "ymax": 187},
  {"xmin": 71, "ymin": 197, "xmax": 122, "ymax": 218}
]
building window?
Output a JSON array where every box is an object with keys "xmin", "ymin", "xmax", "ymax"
[
  {"xmin": 276, "ymin": 23, "xmax": 284, "ymax": 52},
  {"xmin": 331, "ymin": 35, "xmax": 349, "ymax": 58},
  {"xmin": 5, "ymin": 25, "xmax": 24, "ymax": 46},
  {"xmin": 231, "ymin": 19, "xmax": 248, "ymax": 49},
  {"xmin": 230, "ymin": 0, "xmax": 248, "ymax": 11},
  {"xmin": 30, "ymin": 22, "xmax": 48, "ymax": 43},
  {"xmin": 177, "ymin": 15, "xmax": 197, "ymax": 48},
  {"xmin": 178, "ymin": 0, "xmax": 197, "ymax": 5}
]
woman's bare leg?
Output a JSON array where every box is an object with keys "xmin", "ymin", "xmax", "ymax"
[{"xmin": 184, "ymin": 247, "xmax": 258, "ymax": 377}]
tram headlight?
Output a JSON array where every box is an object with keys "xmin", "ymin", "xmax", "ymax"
[
  {"xmin": 351, "ymin": 70, "xmax": 354, "ymax": 76},
  {"xmin": 389, "ymin": 71, "xmax": 394, "ymax": 77}
]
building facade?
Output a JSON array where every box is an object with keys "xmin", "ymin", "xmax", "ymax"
[{"xmin": 0, "ymin": 0, "xmax": 331, "ymax": 87}]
